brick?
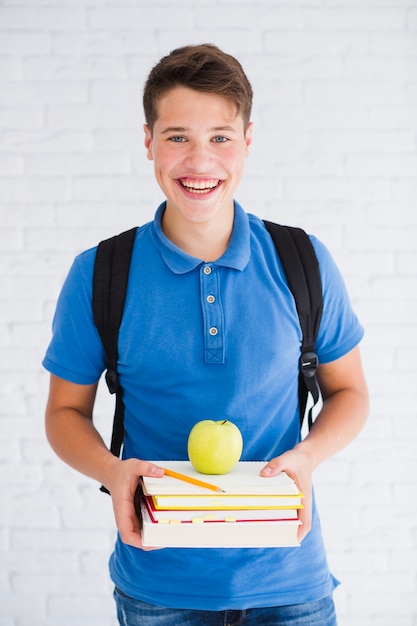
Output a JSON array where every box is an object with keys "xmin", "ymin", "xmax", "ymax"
[
  {"xmin": 370, "ymin": 275, "xmax": 417, "ymax": 299},
  {"xmin": 370, "ymin": 105, "xmax": 417, "ymax": 130},
  {"xmin": 196, "ymin": 6, "xmax": 304, "ymax": 30},
  {"xmin": 0, "ymin": 130, "xmax": 93, "ymax": 154},
  {"xmin": 305, "ymin": 80, "xmax": 406, "ymax": 106},
  {"xmin": 73, "ymin": 175, "xmax": 143, "ymax": 202},
  {"xmin": 345, "ymin": 154, "xmax": 417, "ymax": 177},
  {"xmin": 264, "ymin": 31, "xmax": 368, "ymax": 55},
  {"xmin": 25, "ymin": 153, "xmax": 131, "ymax": 176},
  {"xmin": 396, "ymin": 251, "xmax": 417, "ymax": 276},
  {"xmin": 47, "ymin": 593, "xmax": 115, "ymax": 619},
  {"xmin": 0, "ymin": 32, "xmax": 50, "ymax": 55},
  {"xmin": 304, "ymin": 7, "xmax": 406, "ymax": 31},
  {"xmin": 0, "ymin": 437, "xmax": 20, "ymax": 461},
  {"xmin": 90, "ymin": 79, "xmax": 144, "ymax": 104},
  {"xmin": 0, "ymin": 154, "xmax": 24, "ymax": 175},
  {"xmin": 8, "ymin": 498, "xmax": 61, "ymax": 531},
  {"xmin": 250, "ymin": 55, "xmax": 343, "ymax": 81},
  {"xmin": 5, "ymin": 549, "xmax": 79, "ymax": 575},
  {"xmin": 330, "ymin": 548, "xmax": 389, "ymax": 574},
  {"xmin": 344, "ymin": 225, "xmax": 417, "ymax": 251},
  {"xmin": 311, "ymin": 130, "xmax": 415, "ymax": 153},
  {"xmin": 23, "ymin": 55, "xmax": 129, "ymax": 81},
  {"xmin": 169, "ymin": 29, "xmax": 265, "ymax": 55},
  {"xmin": 0, "ymin": 177, "xmax": 71, "ymax": 203},
  {"xmin": 94, "ymin": 129, "xmax": 144, "ymax": 151},
  {"xmin": 47, "ymin": 103, "xmax": 138, "ymax": 130},
  {"xmin": 0, "ymin": 228, "xmax": 23, "ymax": 251},
  {"xmin": 409, "ymin": 8, "xmax": 417, "ymax": 30},
  {"xmin": 391, "ymin": 548, "xmax": 417, "ymax": 570},
  {"xmin": 0, "ymin": 105, "xmax": 44, "ymax": 130},
  {"xmin": 0, "ymin": 592, "xmax": 45, "ymax": 620},
  {"xmin": 0, "ymin": 415, "xmax": 40, "ymax": 441},
  {"xmin": 0, "ymin": 57, "xmax": 21, "ymax": 80},
  {"xmin": 80, "ymin": 548, "xmax": 116, "ymax": 574},
  {"xmin": 12, "ymin": 572, "xmax": 112, "ymax": 595},
  {"xmin": 0, "ymin": 79, "xmax": 89, "ymax": 105},
  {"xmin": 60, "ymin": 499, "xmax": 115, "ymax": 531},
  {"xmin": 88, "ymin": 6, "xmax": 193, "ymax": 29},
  {"xmin": 0, "ymin": 7, "xmax": 86, "ymax": 31},
  {"xmin": 344, "ymin": 55, "xmax": 412, "ymax": 81},
  {"xmin": 285, "ymin": 178, "xmax": 352, "ymax": 201},
  {"xmin": 350, "ymin": 591, "xmax": 417, "ymax": 617},
  {"xmin": 11, "ymin": 528, "xmax": 113, "ymax": 551},
  {"xmin": 0, "ymin": 528, "xmax": 9, "ymax": 556},
  {"xmin": 367, "ymin": 202, "xmax": 415, "ymax": 227},
  {"xmin": 0, "ymin": 462, "xmax": 43, "ymax": 487},
  {"xmin": 370, "ymin": 31, "xmax": 417, "ymax": 55},
  {"xmin": 52, "ymin": 30, "xmax": 157, "ymax": 56},
  {"xmin": 335, "ymin": 250, "xmax": 396, "ymax": 276}
]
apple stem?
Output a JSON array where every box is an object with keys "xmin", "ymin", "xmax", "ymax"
[{"xmin": 221, "ymin": 420, "xmax": 227, "ymax": 425}]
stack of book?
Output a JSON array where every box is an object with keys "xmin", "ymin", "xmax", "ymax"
[{"xmin": 140, "ymin": 461, "xmax": 303, "ymax": 548}]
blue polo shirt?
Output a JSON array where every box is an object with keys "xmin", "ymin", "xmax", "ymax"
[{"xmin": 43, "ymin": 201, "xmax": 363, "ymax": 610}]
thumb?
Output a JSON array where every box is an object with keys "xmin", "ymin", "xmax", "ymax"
[
  {"xmin": 260, "ymin": 458, "xmax": 284, "ymax": 477},
  {"xmin": 137, "ymin": 460, "xmax": 165, "ymax": 478}
]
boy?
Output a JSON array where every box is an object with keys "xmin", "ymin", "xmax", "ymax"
[{"xmin": 44, "ymin": 44, "xmax": 368, "ymax": 625}]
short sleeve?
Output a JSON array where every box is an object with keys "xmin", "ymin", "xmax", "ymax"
[
  {"xmin": 42, "ymin": 250, "xmax": 106, "ymax": 384},
  {"xmin": 311, "ymin": 236, "xmax": 364, "ymax": 364}
]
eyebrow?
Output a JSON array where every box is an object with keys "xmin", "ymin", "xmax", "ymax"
[{"xmin": 160, "ymin": 125, "xmax": 239, "ymax": 135}]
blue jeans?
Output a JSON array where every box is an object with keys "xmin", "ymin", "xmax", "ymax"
[{"xmin": 114, "ymin": 587, "xmax": 337, "ymax": 626}]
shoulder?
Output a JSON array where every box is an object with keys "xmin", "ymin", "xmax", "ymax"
[
  {"xmin": 246, "ymin": 213, "xmax": 334, "ymax": 271},
  {"xmin": 71, "ymin": 222, "xmax": 154, "ymax": 281}
]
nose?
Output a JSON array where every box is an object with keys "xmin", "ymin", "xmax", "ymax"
[{"xmin": 183, "ymin": 140, "xmax": 212, "ymax": 172}]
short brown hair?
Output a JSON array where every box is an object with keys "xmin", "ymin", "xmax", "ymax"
[{"xmin": 143, "ymin": 44, "xmax": 253, "ymax": 133}]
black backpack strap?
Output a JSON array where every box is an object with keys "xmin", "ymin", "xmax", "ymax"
[
  {"xmin": 263, "ymin": 221, "xmax": 323, "ymax": 431},
  {"xmin": 92, "ymin": 226, "xmax": 138, "ymax": 493}
]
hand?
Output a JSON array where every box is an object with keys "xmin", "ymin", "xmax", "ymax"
[
  {"xmin": 260, "ymin": 446, "xmax": 314, "ymax": 543},
  {"xmin": 104, "ymin": 458, "xmax": 164, "ymax": 550}
]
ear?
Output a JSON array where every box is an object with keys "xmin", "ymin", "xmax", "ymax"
[
  {"xmin": 244, "ymin": 122, "xmax": 253, "ymax": 157},
  {"xmin": 144, "ymin": 124, "xmax": 153, "ymax": 160}
]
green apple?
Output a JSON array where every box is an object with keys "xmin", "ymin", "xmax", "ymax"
[{"xmin": 187, "ymin": 419, "xmax": 243, "ymax": 475}]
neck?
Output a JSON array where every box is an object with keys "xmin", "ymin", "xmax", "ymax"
[{"xmin": 161, "ymin": 208, "xmax": 234, "ymax": 262}]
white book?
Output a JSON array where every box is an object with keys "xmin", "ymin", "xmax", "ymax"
[
  {"xmin": 141, "ymin": 502, "xmax": 301, "ymax": 548},
  {"xmin": 142, "ymin": 461, "xmax": 303, "ymax": 510},
  {"xmin": 144, "ymin": 496, "xmax": 299, "ymax": 522}
]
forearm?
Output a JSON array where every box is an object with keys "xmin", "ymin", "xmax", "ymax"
[
  {"xmin": 45, "ymin": 375, "xmax": 164, "ymax": 549},
  {"xmin": 45, "ymin": 375, "xmax": 123, "ymax": 490},
  {"xmin": 260, "ymin": 349, "xmax": 368, "ymax": 542},
  {"xmin": 295, "ymin": 384, "xmax": 369, "ymax": 471},
  {"xmin": 45, "ymin": 405, "xmax": 120, "ymax": 488}
]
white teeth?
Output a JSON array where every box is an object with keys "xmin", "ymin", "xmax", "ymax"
[{"xmin": 180, "ymin": 178, "xmax": 219, "ymax": 193}]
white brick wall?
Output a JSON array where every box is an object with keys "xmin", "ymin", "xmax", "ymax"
[{"xmin": 1, "ymin": 0, "xmax": 416, "ymax": 624}]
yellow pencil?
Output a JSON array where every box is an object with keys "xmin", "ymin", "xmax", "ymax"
[{"xmin": 162, "ymin": 468, "xmax": 225, "ymax": 493}]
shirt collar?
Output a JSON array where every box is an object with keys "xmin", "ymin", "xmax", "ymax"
[{"xmin": 151, "ymin": 201, "xmax": 251, "ymax": 274}]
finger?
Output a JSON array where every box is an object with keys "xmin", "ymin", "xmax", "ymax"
[
  {"xmin": 297, "ymin": 495, "xmax": 312, "ymax": 542},
  {"xmin": 260, "ymin": 459, "xmax": 284, "ymax": 477},
  {"xmin": 137, "ymin": 460, "xmax": 165, "ymax": 478},
  {"xmin": 118, "ymin": 507, "xmax": 163, "ymax": 551}
]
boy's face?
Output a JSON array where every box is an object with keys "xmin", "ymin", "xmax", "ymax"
[{"xmin": 144, "ymin": 86, "xmax": 252, "ymax": 229}]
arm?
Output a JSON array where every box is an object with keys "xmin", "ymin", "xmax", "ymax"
[
  {"xmin": 45, "ymin": 374, "xmax": 164, "ymax": 549},
  {"xmin": 261, "ymin": 345, "xmax": 369, "ymax": 541}
]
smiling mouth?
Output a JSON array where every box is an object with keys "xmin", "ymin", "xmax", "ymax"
[{"xmin": 178, "ymin": 178, "xmax": 222, "ymax": 194}]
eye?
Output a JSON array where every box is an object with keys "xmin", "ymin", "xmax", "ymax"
[
  {"xmin": 212, "ymin": 136, "xmax": 228, "ymax": 143},
  {"xmin": 169, "ymin": 136, "xmax": 186, "ymax": 143}
]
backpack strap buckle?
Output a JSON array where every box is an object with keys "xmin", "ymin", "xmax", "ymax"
[
  {"xmin": 105, "ymin": 367, "xmax": 120, "ymax": 395},
  {"xmin": 300, "ymin": 351, "xmax": 319, "ymax": 379}
]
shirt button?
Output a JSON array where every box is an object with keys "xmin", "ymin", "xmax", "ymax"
[
  {"xmin": 209, "ymin": 327, "xmax": 218, "ymax": 336},
  {"xmin": 207, "ymin": 295, "xmax": 215, "ymax": 303},
  {"xmin": 203, "ymin": 266, "xmax": 212, "ymax": 275}
]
